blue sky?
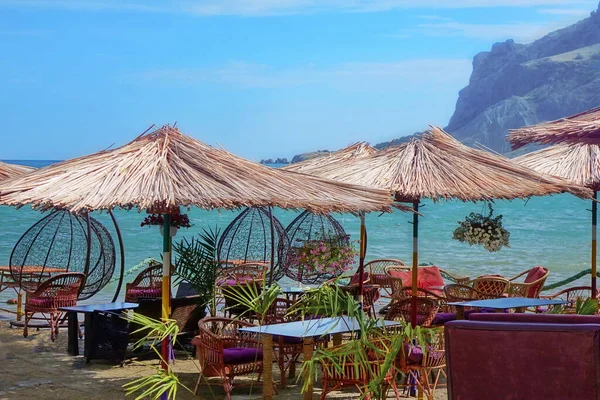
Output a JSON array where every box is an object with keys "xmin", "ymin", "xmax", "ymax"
[{"xmin": 0, "ymin": 0, "xmax": 597, "ymax": 161}]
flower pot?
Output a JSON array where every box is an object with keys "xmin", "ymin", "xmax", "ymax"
[{"xmin": 159, "ymin": 226, "xmax": 178, "ymax": 237}]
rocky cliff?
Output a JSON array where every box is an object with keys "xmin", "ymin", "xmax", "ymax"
[{"xmin": 446, "ymin": 5, "xmax": 600, "ymax": 152}]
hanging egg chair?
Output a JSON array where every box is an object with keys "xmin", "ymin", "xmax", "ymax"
[
  {"xmin": 217, "ymin": 207, "xmax": 289, "ymax": 281},
  {"xmin": 10, "ymin": 209, "xmax": 116, "ymax": 300},
  {"xmin": 284, "ymin": 211, "xmax": 356, "ymax": 284}
]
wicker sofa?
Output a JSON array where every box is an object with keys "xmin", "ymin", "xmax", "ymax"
[{"xmin": 445, "ymin": 314, "xmax": 600, "ymax": 400}]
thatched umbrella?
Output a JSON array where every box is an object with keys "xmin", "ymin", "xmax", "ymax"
[
  {"xmin": 509, "ymin": 106, "xmax": 600, "ymax": 149},
  {"xmin": 512, "ymin": 144, "xmax": 600, "ymax": 295},
  {"xmin": 0, "ymin": 161, "xmax": 34, "ymax": 181},
  {"xmin": 286, "ymin": 126, "xmax": 592, "ymax": 325},
  {"xmin": 0, "ymin": 125, "xmax": 396, "ymax": 367},
  {"xmin": 284, "ymin": 142, "xmax": 378, "ymax": 303}
]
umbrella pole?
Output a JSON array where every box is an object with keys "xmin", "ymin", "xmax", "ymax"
[
  {"xmin": 358, "ymin": 211, "xmax": 366, "ymax": 308},
  {"xmin": 593, "ymin": 191, "xmax": 597, "ymax": 296},
  {"xmin": 268, "ymin": 206, "xmax": 276, "ymax": 286},
  {"xmin": 161, "ymin": 214, "xmax": 172, "ymax": 374},
  {"xmin": 411, "ymin": 201, "xmax": 419, "ymax": 328}
]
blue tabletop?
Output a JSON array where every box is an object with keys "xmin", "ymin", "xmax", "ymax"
[
  {"xmin": 448, "ymin": 297, "xmax": 566, "ymax": 309},
  {"xmin": 239, "ymin": 316, "xmax": 401, "ymax": 338},
  {"xmin": 58, "ymin": 302, "xmax": 139, "ymax": 313}
]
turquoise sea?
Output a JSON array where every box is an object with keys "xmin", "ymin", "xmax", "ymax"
[{"xmin": 0, "ymin": 160, "xmax": 595, "ymax": 312}]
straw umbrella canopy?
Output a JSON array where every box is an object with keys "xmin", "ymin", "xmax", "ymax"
[
  {"xmin": 509, "ymin": 106, "xmax": 600, "ymax": 149},
  {"xmin": 513, "ymin": 143, "xmax": 600, "ymax": 294},
  {"xmin": 284, "ymin": 142, "xmax": 379, "ymax": 302},
  {"xmin": 287, "ymin": 126, "xmax": 592, "ymax": 325},
  {"xmin": 0, "ymin": 161, "xmax": 34, "ymax": 181},
  {"xmin": 0, "ymin": 125, "xmax": 398, "ymax": 374}
]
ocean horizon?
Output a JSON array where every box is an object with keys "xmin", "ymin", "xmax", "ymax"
[{"xmin": 0, "ymin": 159, "xmax": 595, "ymax": 310}]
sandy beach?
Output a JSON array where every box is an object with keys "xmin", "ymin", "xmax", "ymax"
[{"xmin": 0, "ymin": 322, "xmax": 447, "ymax": 400}]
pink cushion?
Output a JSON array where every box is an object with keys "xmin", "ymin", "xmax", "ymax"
[
  {"xmin": 128, "ymin": 287, "xmax": 162, "ymax": 298},
  {"xmin": 217, "ymin": 276, "xmax": 254, "ymax": 286},
  {"xmin": 524, "ymin": 266, "xmax": 547, "ymax": 297},
  {"xmin": 417, "ymin": 266, "xmax": 445, "ymax": 290},
  {"xmin": 28, "ymin": 298, "xmax": 54, "ymax": 308}
]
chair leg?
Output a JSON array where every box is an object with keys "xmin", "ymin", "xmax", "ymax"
[{"xmin": 23, "ymin": 311, "xmax": 30, "ymax": 338}]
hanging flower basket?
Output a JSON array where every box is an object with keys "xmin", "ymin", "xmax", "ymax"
[
  {"xmin": 452, "ymin": 203, "xmax": 510, "ymax": 252},
  {"xmin": 286, "ymin": 236, "xmax": 357, "ymax": 280},
  {"xmin": 141, "ymin": 213, "xmax": 192, "ymax": 236}
]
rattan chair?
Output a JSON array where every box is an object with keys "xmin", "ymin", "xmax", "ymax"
[
  {"xmin": 388, "ymin": 279, "xmax": 449, "ymax": 312},
  {"xmin": 506, "ymin": 267, "xmax": 549, "ymax": 298},
  {"xmin": 540, "ymin": 286, "xmax": 600, "ymax": 313},
  {"xmin": 398, "ymin": 328, "xmax": 446, "ymax": 400},
  {"xmin": 443, "ymin": 283, "xmax": 503, "ymax": 313},
  {"xmin": 124, "ymin": 261, "xmax": 162, "ymax": 302},
  {"xmin": 470, "ymin": 276, "xmax": 510, "ymax": 298},
  {"xmin": 320, "ymin": 339, "xmax": 401, "ymax": 400},
  {"xmin": 193, "ymin": 317, "xmax": 265, "ymax": 400},
  {"xmin": 365, "ymin": 259, "xmax": 405, "ymax": 297},
  {"xmin": 23, "ymin": 272, "xmax": 86, "ymax": 341},
  {"xmin": 385, "ymin": 297, "xmax": 439, "ymax": 327}
]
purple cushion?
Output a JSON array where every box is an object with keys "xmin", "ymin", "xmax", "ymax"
[
  {"xmin": 431, "ymin": 312, "xmax": 457, "ymax": 325},
  {"xmin": 273, "ymin": 335, "xmax": 303, "ymax": 344},
  {"xmin": 222, "ymin": 347, "xmax": 263, "ymax": 364},
  {"xmin": 403, "ymin": 343, "xmax": 423, "ymax": 363},
  {"xmin": 217, "ymin": 276, "xmax": 254, "ymax": 286}
]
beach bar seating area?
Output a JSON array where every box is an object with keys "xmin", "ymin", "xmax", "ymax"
[{"xmin": 3, "ymin": 121, "xmax": 600, "ymax": 400}]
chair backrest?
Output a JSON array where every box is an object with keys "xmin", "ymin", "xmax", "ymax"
[
  {"xmin": 365, "ymin": 259, "xmax": 404, "ymax": 287},
  {"xmin": 445, "ymin": 320, "xmax": 600, "ymax": 400},
  {"xmin": 261, "ymin": 297, "xmax": 299, "ymax": 324},
  {"xmin": 130, "ymin": 262, "xmax": 162, "ymax": 288},
  {"xmin": 470, "ymin": 276, "xmax": 510, "ymax": 298},
  {"xmin": 386, "ymin": 297, "xmax": 439, "ymax": 327},
  {"xmin": 33, "ymin": 272, "xmax": 86, "ymax": 298},
  {"xmin": 218, "ymin": 263, "xmax": 266, "ymax": 284},
  {"xmin": 547, "ymin": 286, "xmax": 599, "ymax": 312},
  {"xmin": 197, "ymin": 317, "xmax": 255, "ymax": 343},
  {"xmin": 444, "ymin": 284, "xmax": 478, "ymax": 302}
]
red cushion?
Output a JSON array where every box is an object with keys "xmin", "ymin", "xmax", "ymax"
[
  {"xmin": 350, "ymin": 272, "xmax": 370, "ymax": 285},
  {"xmin": 417, "ymin": 266, "xmax": 445, "ymax": 290},
  {"xmin": 524, "ymin": 266, "xmax": 547, "ymax": 297},
  {"xmin": 388, "ymin": 269, "xmax": 412, "ymax": 287}
]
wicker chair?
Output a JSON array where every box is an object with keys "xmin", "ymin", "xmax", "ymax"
[
  {"xmin": 470, "ymin": 276, "xmax": 510, "ymax": 298},
  {"xmin": 217, "ymin": 262, "xmax": 267, "ymax": 318},
  {"xmin": 365, "ymin": 259, "xmax": 405, "ymax": 297},
  {"xmin": 320, "ymin": 339, "xmax": 400, "ymax": 400},
  {"xmin": 193, "ymin": 317, "xmax": 265, "ymax": 399},
  {"xmin": 398, "ymin": 328, "xmax": 446, "ymax": 400},
  {"xmin": 540, "ymin": 286, "xmax": 600, "ymax": 313},
  {"xmin": 506, "ymin": 267, "xmax": 549, "ymax": 298},
  {"xmin": 23, "ymin": 272, "xmax": 85, "ymax": 341},
  {"xmin": 385, "ymin": 297, "xmax": 439, "ymax": 327},
  {"xmin": 124, "ymin": 261, "xmax": 162, "ymax": 302},
  {"xmin": 443, "ymin": 283, "xmax": 503, "ymax": 314},
  {"xmin": 389, "ymin": 279, "xmax": 449, "ymax": 312}
]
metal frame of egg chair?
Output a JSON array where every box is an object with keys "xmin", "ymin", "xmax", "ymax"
[
  {"xmin": 217, "ymin": 206, "xmax": 289, "ymax": 285},
  {"xmin": 284, "ymin": 210, "xmax": 351, "ymax": 285},
  {"xmin": 8, "ymin": 210, "xmax": 119, "ymax": 324}
]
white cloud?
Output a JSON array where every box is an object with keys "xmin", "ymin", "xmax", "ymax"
[
  {"xmin": 416, "ymin": 17, "xmax": 588, "ymax": 43},
  {"xmin": 139, "ymin": 59, "xmax": 472, "ymax": 90},
  {"xmin": 538, "ymin": 8, "xmax": 592, "ymax": 15},
  {"xmin": 0, "ymin": 0, "xmax": 596, "ymax": 16}
]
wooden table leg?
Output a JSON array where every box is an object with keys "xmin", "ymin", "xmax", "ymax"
[
  {"xmin": 456, "ymin": 306, "xmax": 465, "ymax": 320},
  {"xmin": 263, "ymin": 334, "xmax": 274, "ymax": 400},
  {"xmin": 66, "ymin": 311, "xmax": 79, "ymax": 356},
  {"xmin": 332, "ymin": 333, "xmax": 342, "ymax": 346},
  {"xmin": 515, "ymin": 307, "xmax": 525, "ymax": 313},
  {"xmin": 303, "ymin": 337, "xmax": 315, "ymax": 400},
  {"xmin": 16, "ymin": 292, "xmax": 23, "ymax": 321},
  {"xmin": 495, "ymin": 308, "xmax": 505, "ymax": 313}
]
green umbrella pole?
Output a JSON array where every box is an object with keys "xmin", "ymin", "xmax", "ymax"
[
  {"xmin": 411, "ymin": 201, "xmax": 419, "ymax": 328},
  {"xmin": 358, "ymin": 211, "xmax": 366, "ymax": 307},
  {"xmin": 161, "ymin": 214, "xmax": 172, "ymax": 373}
]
